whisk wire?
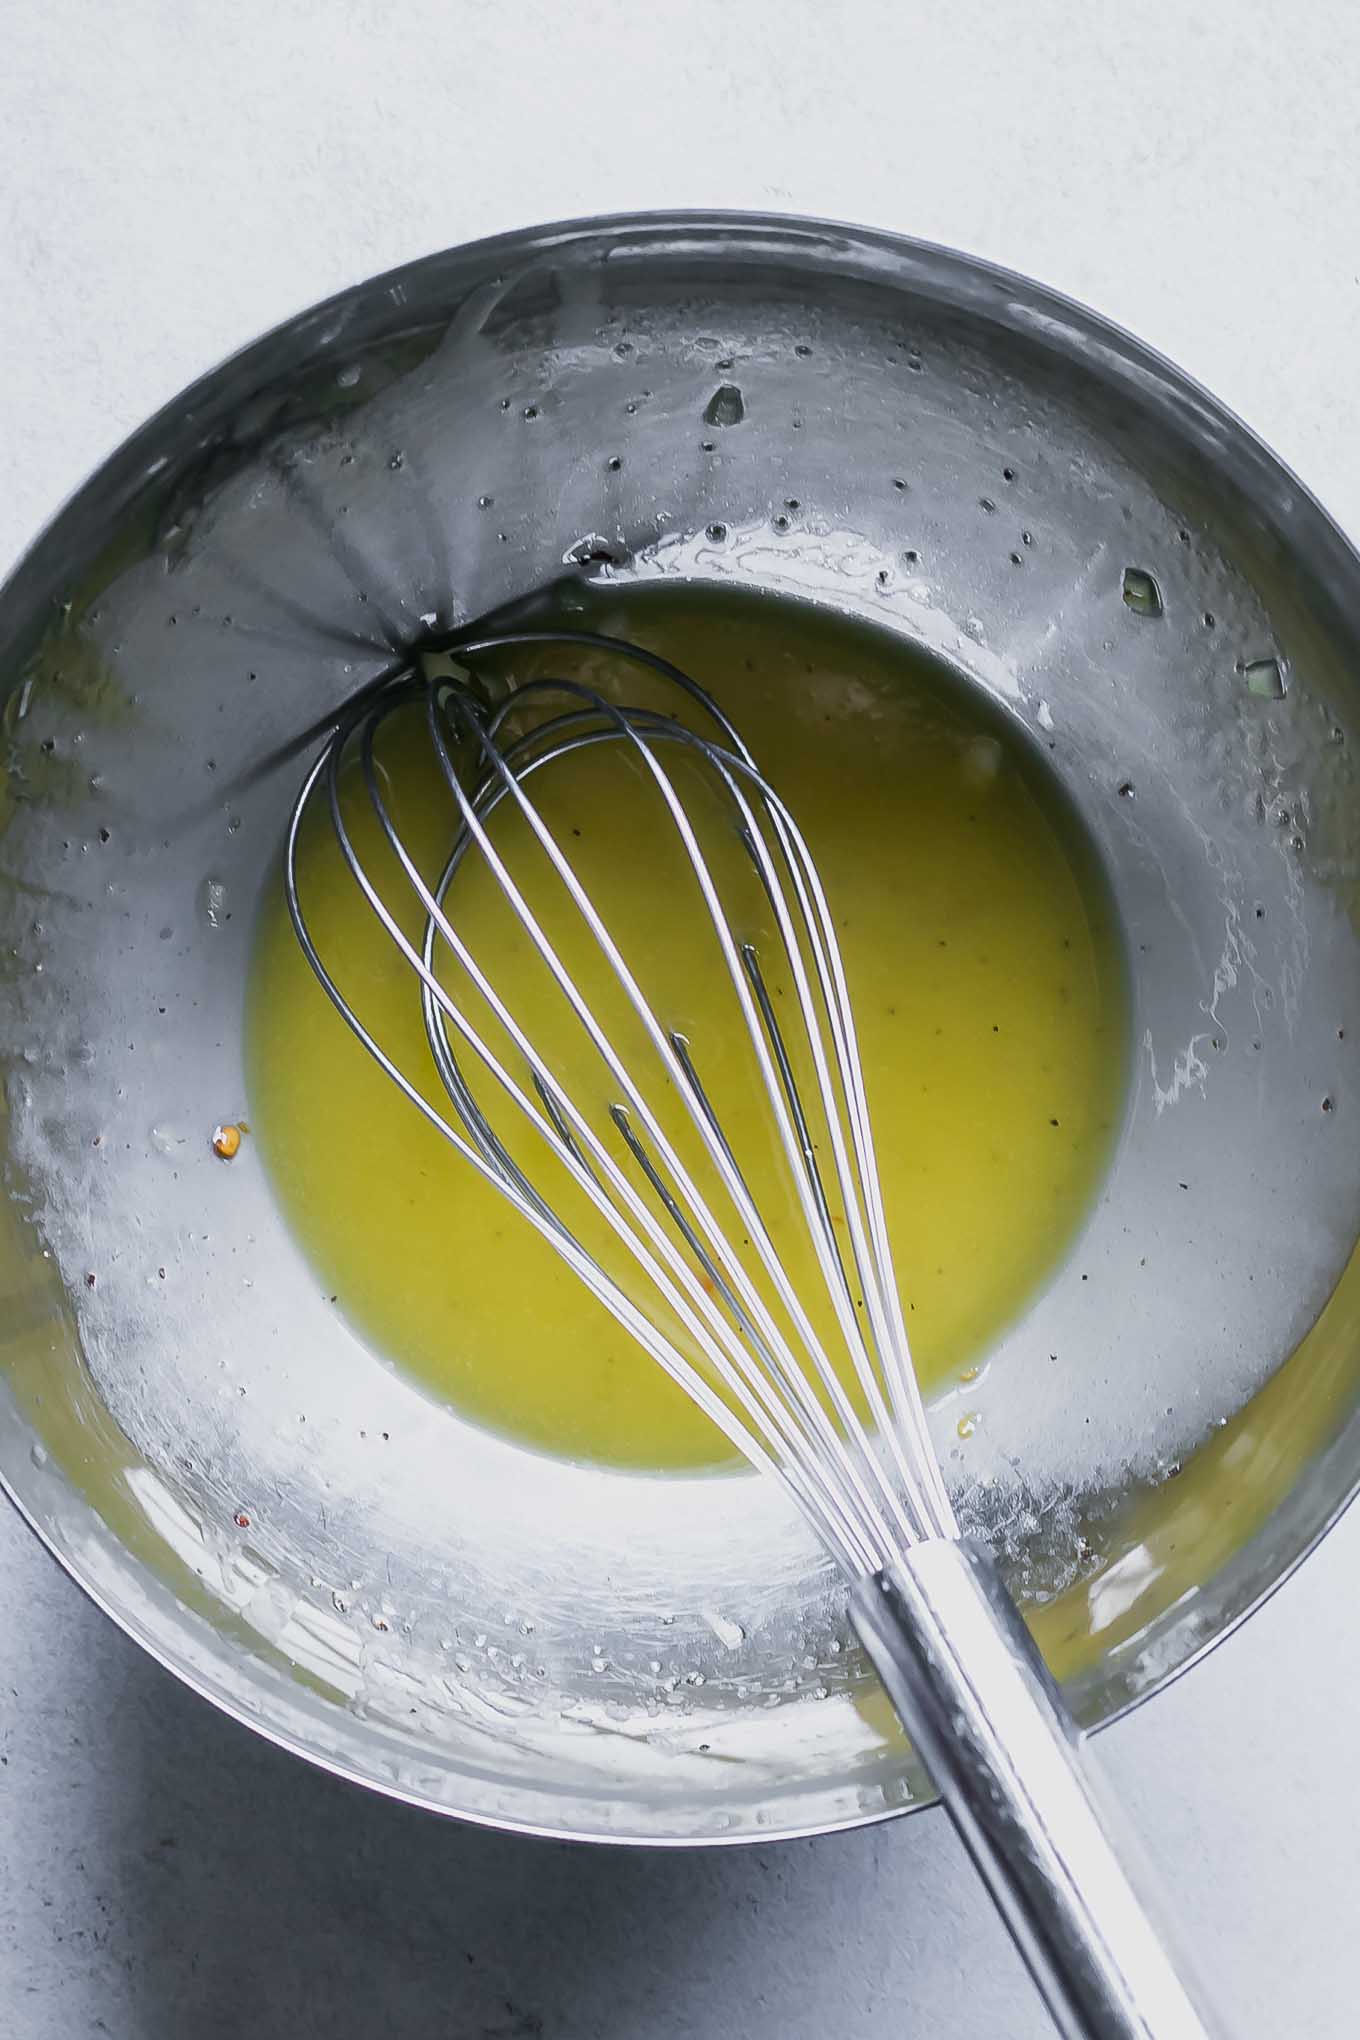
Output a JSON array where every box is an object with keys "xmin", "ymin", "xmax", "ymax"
[
  {"xmin": 748, "ymin": 777, "xmax": 955, "ymax": 1534},
  {"xmin": 339, "ymin": 688, "xmax": 889, "ymax": 1569},
  {"xmin": 662, "ymin": 714, "xmax": 955, "ymax": 1540},
  {"xmin": 432, "ymin": 677, "xmax": 932, "ymax": 1558},
  {"xmin": 283, "ymin": 620, "xmax": 1212, "ymax": 2040},
  {"xmin": 287, "ymin": 730, "xmax": 806, "ymax": 1512},
  {"xmin": 286, "ymin": 628, "xmax": 955, "ymax": 1573}
]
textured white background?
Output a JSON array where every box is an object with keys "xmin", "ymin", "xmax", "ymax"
[{"xmin": 3, "ymin": 4, "xmax": 1360, "ymax": 2035}]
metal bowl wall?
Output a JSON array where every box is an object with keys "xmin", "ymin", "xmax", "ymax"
[{"xmin": 1, "ymin": 213, "xmax": 1358, "ymax": 1841}]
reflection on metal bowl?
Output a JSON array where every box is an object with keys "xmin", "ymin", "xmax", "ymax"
[{"xmin": 1, "ymin": 213, "xmax": 1358, "ymax": 1842}]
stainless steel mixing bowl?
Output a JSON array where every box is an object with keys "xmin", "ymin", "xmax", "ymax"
[{"xmin": 2, "ymin": 213, "xmax": 1358, "ymax": 1842}]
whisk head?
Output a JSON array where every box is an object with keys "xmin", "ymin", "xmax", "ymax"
[{"xmin": 286, "ymin": 624, "xmax": 957, "ymax": 1577}]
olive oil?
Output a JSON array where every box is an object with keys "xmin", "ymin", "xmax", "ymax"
[{"xmin": 248, "ymin": 585, "xmax": 1127, "ymax": 1471}]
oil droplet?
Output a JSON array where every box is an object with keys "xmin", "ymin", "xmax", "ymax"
[
  {"xmin": 703, "ymin": 384, "xmax": 745, "ymax": 428},
  {"xmin": 212, "ymin": 1123, "xmax": 243, "ymax": 1160},
  {"xmin": 956, "ymin": 1411, "xmax": 980, "ymax": 1440},
  {"xmin": 200, "ymin": 876, "xmax": 229, "ymax": 929},
  {"xmin": 1121, "ymin": 568, "xmax": 1163, "ymax": 617},
  {"xmin": 562, "ymin": 534, "xmax": 618, "ymax": 567},
  {"xmin": 703, "ymin": 1609, "xmax": 746, "ymax": 1650},
  {"xmin": 1242, "ymin": 655, "xmax": 1286, "ymax": 699}
]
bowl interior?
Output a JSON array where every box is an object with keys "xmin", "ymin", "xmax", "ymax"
[{"xmin": 2, "ymin": 214, "xmax": 1359, "ymax": 1841}]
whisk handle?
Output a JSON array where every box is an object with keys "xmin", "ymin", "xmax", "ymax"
[{"xmin": 850, "ymin": 1541, "xmax": 1220, "ymax": 2040}]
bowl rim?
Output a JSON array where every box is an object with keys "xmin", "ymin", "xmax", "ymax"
[{"xmin": 3, "ymin": 204, "xmax": 1358, "ymax": 1844}]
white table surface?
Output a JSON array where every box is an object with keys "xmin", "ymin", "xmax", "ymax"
[{"xmin": 3, "ymin": 5, "xmax": 1359, "ymax": 2035}]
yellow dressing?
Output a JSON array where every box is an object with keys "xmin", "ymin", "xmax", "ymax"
[{"xmin": 247, "ymin": 585, "xmax": 1128, "ymax": 1471}]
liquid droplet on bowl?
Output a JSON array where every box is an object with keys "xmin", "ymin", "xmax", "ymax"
[
  {"xmin": 562, "ymin": 534, "xmax": 619, "ymax": 567},
  {"xmin": 1121, "ymin": 567, "xmax": 1163, "ymax": 617},
  {"xmin": 703, "ymin": 384, "xmax": 745, "ymax": 428},
  {"xmin": 1242, "ymin": 655, "xmax": 1286, "ymax": 699},
  {"xmin": 200, "ymin": 876, "xmax": 229, "ymax": 929}
]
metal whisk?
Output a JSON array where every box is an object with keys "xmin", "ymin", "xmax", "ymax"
[{"xmin": 286, "ymin": 622, "xmax": 1216, "ymax": 2040}]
